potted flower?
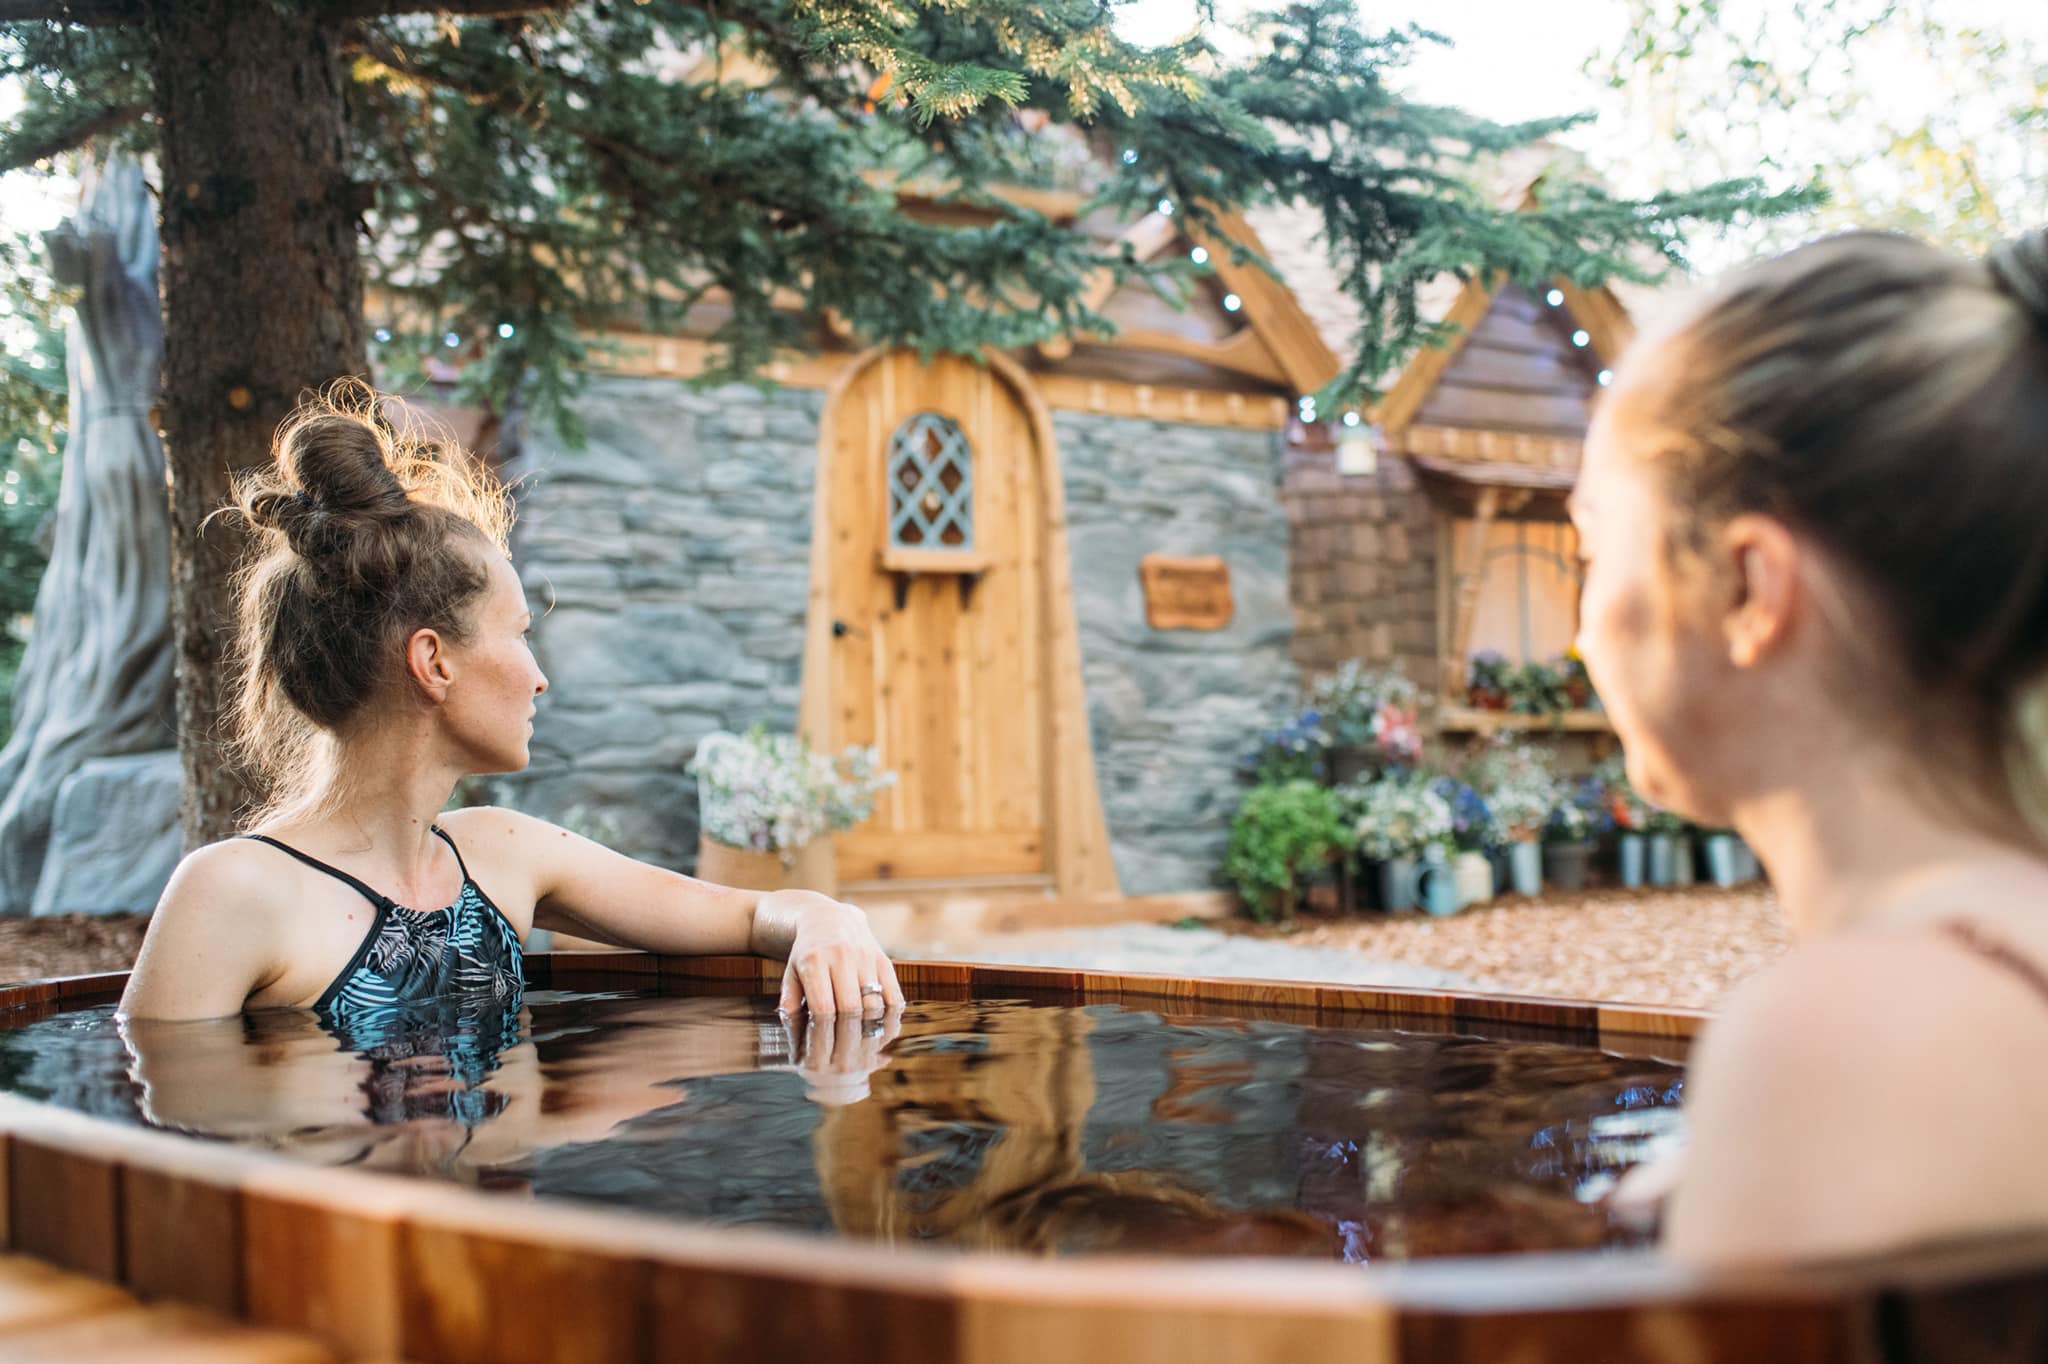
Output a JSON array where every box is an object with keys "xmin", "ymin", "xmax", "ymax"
[
  {"xmin": 1542, "ymin": 775, "xmax": 1610, "ymax": 892},
  {"xmin": 1239, "ymin": 708, "xmax": 1330, "ymax": 786},
  {"xmin": 1467, "ymin": 651, "xmax": 1512, "ymax": 711},
  {"xmin": 1307, "ymin": 662, "xmax": 1423, "ymax": 786},
  {"xmin": 1222, "ymin": 780, "xmax": 1350, "ymax": 922},
  {"xmin": 1350, "ymin": 771, "xmax": 1456, "ymax": 914},
  {"xmin": 1468, "ymin": 740, "xmax": 1557, "ymax": 897},
  {"xmin": 1506, "ymin": 660, "xmax": 1569, "ymax": 717},
  {"xmin": 1434, "ymin": 775, "xmax": 1498, "ymax": 907},
  {"xmin": 1599, "ymin": 755, "xmax": 1652, "ymax": 888},
  {"xmin": 1560, "ymin": 649, "xmax": 1599, "ymax": 711},
  {"xmin": 688, "ymin": 727, "xmax": 898, "ymax": 893}
]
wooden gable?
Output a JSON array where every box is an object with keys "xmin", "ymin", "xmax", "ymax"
[{"xmin": 1414, "ymin": 283, "xmax": 1605, "ymax": 438}]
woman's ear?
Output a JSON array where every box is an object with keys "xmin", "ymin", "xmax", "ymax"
[
  {"xmin": 406, "ymin": 627, "xmax": 455, "ymax": 703},
  {"xmin": 1721, "ymin": 514, "xmax": 1801, "ymax": 668}
]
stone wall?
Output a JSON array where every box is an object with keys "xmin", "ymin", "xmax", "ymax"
[
  {"xmin": 496, "ymin": 377, "xmax": 823, "ymax": 871},
  {"xmin": 1281, "ymin": 437, "xmax": 1440, "ymax": 688},
  {"xmin": 501, "ymin": 378, "xmax": 1299, "ymax": 896},
  {"xmin": 1056, "ymin": 413, "xmax": 1299, "ymax": 895}
]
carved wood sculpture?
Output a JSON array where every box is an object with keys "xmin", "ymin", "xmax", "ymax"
[{"xmin": 0, "ymin": 155, "xmax": 174, "ymax": 914}]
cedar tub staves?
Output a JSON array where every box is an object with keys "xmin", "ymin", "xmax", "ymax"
[{"xmin": 0, "ymin": 957, "xmax": 2043, "ymax": 1364}]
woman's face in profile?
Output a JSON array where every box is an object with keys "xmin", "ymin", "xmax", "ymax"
[{"xmin": 1572, "ymin": 359, "xmax": 1742, "ymax": 828}]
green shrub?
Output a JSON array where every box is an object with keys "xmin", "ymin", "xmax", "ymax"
[{"xmin": 1222, "ymin": 780, "xmax": 1348, "ymax": 923}]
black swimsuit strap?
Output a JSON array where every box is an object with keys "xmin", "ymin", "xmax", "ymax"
[
  {"xmin": 428, "ymin": 825, "xmax": 472, "ymax": 884},
  {"xmin": 243, "ymin": 834, "xmax": 395, "ymax": 912},
  {"xmin": 242, "ymin": 827, "xmax": 471, "ymax": 912}
]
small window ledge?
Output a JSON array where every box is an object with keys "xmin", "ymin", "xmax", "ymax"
[
  {"xmin": 879, "ymin": 547, "xmax": 994, "ymax": 576},
  {"xmin": 1435, "ymin": 705, "xmax": 1613, "ymax": 736}
]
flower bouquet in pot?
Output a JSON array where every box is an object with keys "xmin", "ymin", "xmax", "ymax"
[
  {"xmin": 688, "ymin": 726, "xmax": 898, "ymax": 894},
  {"xmin": 1560, "ymin": 649, "xmax": 1600, "ymax": 711},
  {"xmin": 1541, "ymin": 774, "xmax": 1612, "ymax": 893},
  {"xmin": 1434, "ymin": 775, "xmax": 1498, "ymax": 907},
  {"xmin": 1468, "ymin": 740, "xmax": 1558, "ymax": 897},
  {"xmin": 1467, "ymin": 650, "xmax": 1512, "ymax": 711},
  {"xmin": 1599, "ymin": 754, "xmax": 1653, "ymax": 888},
  {"xmin": 1506, "ymin": 659, "xmax": 1569, "ymax": 717},
  {"xmin": 1307, "ymin": 661, "xmax": 1423, "ymax": 786},
  {"xmin": 1350, "ymin": 771, "xmax": 1456, "ymax": 914},
  {"xmin": 1238, "ymin": 709, "xmax": 1331, "ymax": 786}
]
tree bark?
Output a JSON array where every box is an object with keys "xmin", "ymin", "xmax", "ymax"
[{"xmin": 144, "ymin": 0, "xmax": 367, "ymax": 848}]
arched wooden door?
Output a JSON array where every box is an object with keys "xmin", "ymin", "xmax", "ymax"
[{"xmin": 814, "ymin": 352, "xmax": 1050, "ymax": 888}]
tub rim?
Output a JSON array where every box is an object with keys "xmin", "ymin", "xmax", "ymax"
[{"xmin": 0, "ymin": 953, "xmax": 2041, "ymax": 1363}]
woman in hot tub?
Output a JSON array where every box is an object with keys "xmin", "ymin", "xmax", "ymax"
[
  {"xmin": 1582, "ymin": 227, "xmax": 2048, "ymax": 1263},
  {"xmin": 121, "ymin": 380, "xmax": 902, "ymax": 1026}
]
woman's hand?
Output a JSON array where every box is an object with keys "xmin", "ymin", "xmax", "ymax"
[{"xmin": 758, "ymin": 890, "xmax": 905, "ymax": 1017}]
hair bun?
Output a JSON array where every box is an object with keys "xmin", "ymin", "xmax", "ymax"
[{"xmin": 1987, "ymin": 228, "xmax": 2048, "ymax": 331}]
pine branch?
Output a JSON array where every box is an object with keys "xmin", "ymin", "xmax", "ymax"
[
  {"xmin": 0, "ymin": 0, "xmax": 138, "ymax": 24},
  {"xmin": 0, "ymin": 97, "xmax": 142, "ymax": 170},
  {"xmin": 329, "ymin": 0, "xmax": 577, "ymax": 16}
]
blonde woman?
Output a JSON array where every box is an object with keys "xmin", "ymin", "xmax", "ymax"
[{"xmin": 1579, "ymin": 229, "xmax": 2048, "ymax": 1264}]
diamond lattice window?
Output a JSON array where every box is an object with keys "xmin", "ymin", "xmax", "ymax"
[{"xmin": 886, "ymin": 412, "xmax": 975, "ymax": 553}]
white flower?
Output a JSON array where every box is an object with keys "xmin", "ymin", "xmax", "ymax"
[
  {"xmin": 688, "ymin": 727, "xmax": 899, "ymax": 852},
  {"xmin": 1349, "ymin": 772, "xmax": 1455, "ymax": 861}
]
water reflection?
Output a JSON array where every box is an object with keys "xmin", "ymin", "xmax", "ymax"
[{"xmin": 2, "ymin": 992, "xmax": 1685, "ymax": 1261}]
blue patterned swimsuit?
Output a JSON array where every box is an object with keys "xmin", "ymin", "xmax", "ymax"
[{"xmin": 244, "ymin": 826, "xmax": 525, "ymax": 1030}]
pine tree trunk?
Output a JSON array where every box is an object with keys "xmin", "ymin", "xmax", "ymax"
[{"xmin": 144, "ymin": 0, "xmax": 367, "ymax": 848}]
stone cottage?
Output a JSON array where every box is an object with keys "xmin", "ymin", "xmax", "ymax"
[{"xmin": 468, "ymin": 148, "xmax": 1648, "ymax": 905}]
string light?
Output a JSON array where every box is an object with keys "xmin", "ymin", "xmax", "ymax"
[
  {"xmin": 373, "ymin": 328, "xmax": 392, "ymax": 343},
  {"xmin": 443, "ymin": 332, "xmax": 461, "ymax": 348},
  {"xmin": 1190, "ymin": 246, "xmax": 1209, "ymax": 265},
  {"xmin": 1571, "ymin": 329, "xmax": 1590, "ymax": 347},
  {"xmin": 1222, "ymin": 293, "xmax": 1242, "ymax": 312},
  {"xmin": 1121, "ymin": 148, "xmax": 1139, "ymax": 165},
  {"xmin": 498, "ymin": 323, "xmax": 516, "ymax": 339},
  {"xmin": 1157, "ymin": 198, "xmax": 1175, "ymax": 216},
  {"xmin": 1342, "ymin": 411, "xmax": 1361, "ymax": 427},
  {"xmin": 1597, "ymin": 370, "xmax": 1614, "ymax": 387},
  {"xmin": 1546, "ymin": 289, "xmax": 1565, "ymax": 307}
]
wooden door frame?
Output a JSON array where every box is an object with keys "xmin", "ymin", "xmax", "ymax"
[{"xmin": 798, "ymin": 347, "xmax": 1121, "ymax": 899}]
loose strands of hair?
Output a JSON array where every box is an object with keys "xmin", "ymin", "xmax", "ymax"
[{"xmin": 215, "ymin": 379, "xmax": 517, "ymax": 831}]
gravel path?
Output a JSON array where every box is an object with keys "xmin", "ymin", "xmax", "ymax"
[
  {"xmin": 914, "ymin": 885, "xmax": 1789, "ymax": 1012},
  {"xmin": 907, "ymin": 921, "xmax": 1482, "ymax": 992}
]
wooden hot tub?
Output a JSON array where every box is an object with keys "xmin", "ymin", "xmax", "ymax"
[{"xmin": 0, "ymin": 953, "xmax": 2042, "ymax": 1363}]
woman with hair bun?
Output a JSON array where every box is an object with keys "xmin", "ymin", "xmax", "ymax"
[
  {"xmin": 1580, "ymin": 228, "xmax": 2048, "ymax": 1264},
  {"xmin": 121, "ymin": 381, "xmax": 901, "ymax": 1025}
]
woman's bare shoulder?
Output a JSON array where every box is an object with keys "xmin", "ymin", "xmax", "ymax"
[{"xmin": 121, "ymin": 840, "xmax": 300, "ymax": 1020}]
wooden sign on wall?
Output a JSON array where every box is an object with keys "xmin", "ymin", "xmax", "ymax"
[{"xmin": 1139, "ymin": 554, "xmax": 1234, "ymax": 631}]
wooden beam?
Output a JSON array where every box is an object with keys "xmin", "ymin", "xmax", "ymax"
[
  {"xmin": 1399, "ymin": 423, "xmax": 1583, "ymax": 470},
  {"xmin": 1057, "ymin": 325, "xmax": 1290, "ymax": 386},
  {"xmin": 1188, "ymin": 210, "xmax": 1345, "ymax": 395},
  {"xmin": 586, "ymin": 330, "xmax": 1288, "ymax": 430},
  {"xmin": 1030, "ymin": 374, "xmax": 1290, "ymax": 431},
  {"xmin": 857, "ymin": 169, "xmax": 1088, "ymax": 223},
  {"xmin": 594, "ymin": 331, "xmax": 857, "ymax": 389},
  {"xmin": 1446, "ymin": 485, "xmax": 1500, "ymax": 699}
]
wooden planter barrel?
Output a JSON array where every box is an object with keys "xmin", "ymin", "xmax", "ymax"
[
  {"xmin": 2, "ymin": 962, "xmax": 2044, "ymax": 1364},
  {"xmin": 696, "ymin": 834, "xmax": 836, "ymax": 895}
]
